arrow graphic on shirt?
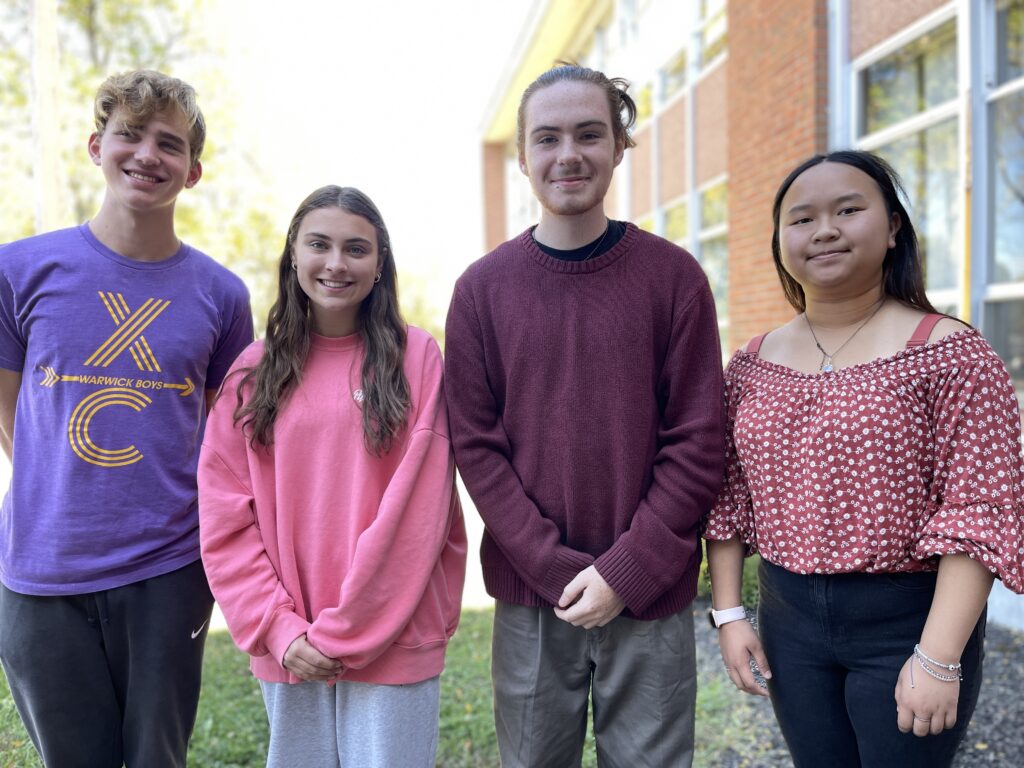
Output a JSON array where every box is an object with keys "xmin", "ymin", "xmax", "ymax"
[
  {"xmin": 39, "ymin": 367, "xmax": 194, "ymax": 396},
  {"xmin": 164, "ymin": 378, "xmax": 195, "ymax": 396}
]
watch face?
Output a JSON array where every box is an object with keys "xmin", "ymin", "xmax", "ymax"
[{"xmin": 707, "ymin": 608, "xmax": 718, "ymax": 629}]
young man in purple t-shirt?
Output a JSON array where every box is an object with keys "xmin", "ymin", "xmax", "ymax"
[
  {"xmin": 445, "ymin": 65, "xmax": 725, "ymax": 767},
  {"xmin": 0, "ymin": 70, "xmax": 252, "ymax": 767}
]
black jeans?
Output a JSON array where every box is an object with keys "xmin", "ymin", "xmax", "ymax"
[
  {"xmin": 757, "ymin": 560, "xmax": 985, "ymax": 768},
  {"xmin": 0, "ymin": 559, "xmax": 213, "ymax": 768}
]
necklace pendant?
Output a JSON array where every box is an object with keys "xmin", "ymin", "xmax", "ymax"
[{"xmin": 821, "ymin": 356, "xmax": 834, "ymax": 373}]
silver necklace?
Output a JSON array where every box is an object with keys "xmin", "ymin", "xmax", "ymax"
[
  {"xmin": 804, "ymin": 299, "xmax": 886, "ymax": 373},
  {"xmin": 533, "ymin": 222, "xmax": 610, "ymax": 261}
]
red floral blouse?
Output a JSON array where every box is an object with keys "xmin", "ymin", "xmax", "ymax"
[{"xmin": 704, "ymin": 327, "xmax": 1024, "ymax": 593}]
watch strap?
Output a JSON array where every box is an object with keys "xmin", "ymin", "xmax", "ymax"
[{"xmin": 711, "ymin": 606, "xmax": 747, "ymax": 628}]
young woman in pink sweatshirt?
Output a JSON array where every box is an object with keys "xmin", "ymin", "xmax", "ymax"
[{"xmin": 198, "ymin": 186, "xmax": 467, "ymax": 768}]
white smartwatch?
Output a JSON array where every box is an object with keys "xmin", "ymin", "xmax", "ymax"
[{"xmin": 709, "ymin": 606, "xmax": 746, "ymax": 628}]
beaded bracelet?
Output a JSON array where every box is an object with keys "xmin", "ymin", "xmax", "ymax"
[{"xmin": 911, "ymin": 644, "xmax": 963, "ymax": 685}]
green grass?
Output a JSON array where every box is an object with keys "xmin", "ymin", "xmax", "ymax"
[{"xmin": 0, "ymin": 601, "xmax": 764, "ymax": 767}]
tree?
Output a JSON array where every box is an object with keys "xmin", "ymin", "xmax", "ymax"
[{"xmin": 0, "ymin": 0, "xmax": 280, "ymax": 330}]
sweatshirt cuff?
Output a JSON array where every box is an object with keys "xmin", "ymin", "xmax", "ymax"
[
  {"xmin": 263, "ymin": 609, "xmax": 312, "ymax": 667},
  {"xmin": 594, "ymin": 544, "xmax": 662, "ymax": 615},
  {"xmin": 539, "ymin": 549, "xmax": 595, "ymax": 605}
]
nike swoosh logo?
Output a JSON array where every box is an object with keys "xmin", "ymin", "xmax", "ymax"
[{"xmin": 191, "ymin": 620, "xmax": 208, "ymax": 640}]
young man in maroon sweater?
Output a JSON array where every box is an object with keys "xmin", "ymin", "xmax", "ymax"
[{"xmin": 445, "ymin": 64, "xmax": 725, "ymax": 767}]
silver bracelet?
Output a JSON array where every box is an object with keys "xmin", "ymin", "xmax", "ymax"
[{"xmin": 913, "ymin": 644, "xmax": 962, "ymax": 683}]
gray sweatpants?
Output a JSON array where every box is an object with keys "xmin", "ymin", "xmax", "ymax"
[{"xmin": 259, "ymin": 675, "xmax": 440, "ymax": 768}]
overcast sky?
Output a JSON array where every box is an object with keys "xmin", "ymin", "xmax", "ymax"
[{"xmin": 209, "ymin": 0, "xmax": 538, "ymax": 294}]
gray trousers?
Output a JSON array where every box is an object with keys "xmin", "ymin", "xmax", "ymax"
[
  {"xmin": 259, "ymin": 676, "xmax": 440, "ymax": 768},
  {"xmin": 492, "ymin": 602, "xmax": 697, "ymax": 768},
  {"xmin": 0, "ymin": 559, "xmax": 213, "ymax": 768}
]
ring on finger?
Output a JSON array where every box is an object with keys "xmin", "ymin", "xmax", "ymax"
[{"xmin": 913, "ymin": 715, "xmax": 931, "ymax": 723}]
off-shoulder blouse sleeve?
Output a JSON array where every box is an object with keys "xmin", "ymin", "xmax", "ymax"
[
  {"xmin": 915, "ymin": 344, "xmax": 1024, "ymax": 592},
  {"xmin": 703, "ymin": 353, "xmax": 758, "ymax": 551}
]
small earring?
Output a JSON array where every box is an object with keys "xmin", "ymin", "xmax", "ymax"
[
  {"xmin": 374, "ymin": 273, "xmax": 381, "ymax": 283},
  {"xmin": 291, "ymin": 262, "xmax": 297, "ymax": 271}
]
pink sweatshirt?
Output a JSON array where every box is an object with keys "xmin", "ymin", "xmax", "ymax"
[{"xmin": 198, "ymin": 326, "xmax": 466, "ymax": 685}]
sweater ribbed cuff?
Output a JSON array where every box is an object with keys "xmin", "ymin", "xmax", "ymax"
[
  {"xmin": 263, "ymin": 609, "xmax": 312, "ymax": 667},
  {"xmin": 594, "ymin": 545, "xmax": 662, "ymax": 615},
  {"xmin": 539, "ymin": 549, "xmax": 596, "ymax": 605}
]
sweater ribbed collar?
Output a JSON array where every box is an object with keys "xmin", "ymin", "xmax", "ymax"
[
  {"xmin": 309, "ymin": 331, "xmax": 363, "ymax": 352},
  {"xmin": 521, "ymin": 222, "xmax": 639, "ymax": 273}
]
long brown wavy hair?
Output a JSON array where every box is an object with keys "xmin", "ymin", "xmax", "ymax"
[{"xmin": 233, "ymin": 185, "xmax": 410, "ymax": 456}]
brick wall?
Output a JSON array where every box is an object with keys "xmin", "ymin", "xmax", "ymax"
[
  {"xmin": 658, "ymin": 96, "xmax": 687, "ymax": 204},
  {"xmin": 695, "ymin": 65, "xmax": 728, "ymax": 187},
  {"xmin": 483, "ymin": 142, "xmax": 508, "ymax": 252},
  {"xmin": 726, "ymin": 0, "xmax": 829, "ymax": 352},
  {"xmin": 630, "ymin": 124, "xmax": 653, "ymax": 219},
  {"xmin": 849, "ymin": 0, "xmax": 947, "ymax": 58}
]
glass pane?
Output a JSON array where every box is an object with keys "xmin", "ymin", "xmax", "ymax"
[
  {"xmin": 875, "ymin": 118, "xmax": 959, "ymax": 291},
  {"xmin": 859, "ymin": 19, "xmax": 956, "ymax": 135},
  {"xmin": 636, "ymin": 82, "xmax": 653, "ymax": 123},
  {"xmin": 701, "ymin": 0, "xmax": 725, "ymax": 18},
  {"xmin": 991, "ymin": 92, "xmax": 1024, "ymax": 283},
  {"xmin": 997, "ymin": 0, "xmax": 1024, "ymax": 85},
  {"xmin": 663, "ymin": 49, "xmax": 688, "ymax": 101},
  {"xmin": 701, "ymin": 181, "xmax": 728, "ymax": 229},
  {"xmin": 665, "ymin": 199, "xmax": 688, "ymax": 242},
  {"xmin": 984, "ymin": 299, "xmax": 1024, "ymax": 399},
  {"xmin": 700, "ymin": 235, "xmax": 729, "ymax": 325},
  {"xmin": 702, "ymin": 17, "xmax": 727, "ymax": 64}
]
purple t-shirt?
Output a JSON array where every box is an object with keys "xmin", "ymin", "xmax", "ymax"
[{"xmin": 0, "ymin": 225, "xmax": 253, "ymax": 595}]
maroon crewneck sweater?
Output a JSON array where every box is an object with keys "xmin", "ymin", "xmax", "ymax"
[{"xmin": 445, "ymin": 224, "xmax": 725, "ymax": 619}]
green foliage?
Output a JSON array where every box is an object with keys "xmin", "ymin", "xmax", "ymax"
[
  {"xmin": 187, "ymin": 632, "xmax": 268, "ymax": 768},
  {"xmin": 0, "ymin": 672, "xmax": 38, "ymax": 766},
  {"xmin": 697, "ymin": 542, "xmax": 761, "ymax": 608},
  {"xmin": 0, "ymin": 1, "xmax": 278, "ymax": 333},
  {"xmin": 400, "ymin": 278, "xmax": 447, "ymax": 347},
  {"xmin": 436, "ymin": 609, "xmax": 498, "ymax": 766},
  {"xmin": 2, "ymin": 607, "xmax": 763, "ymax": 767}
]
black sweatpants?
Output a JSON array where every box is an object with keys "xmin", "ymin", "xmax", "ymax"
[{"xmin": 0, "ymin": 559, "xmax": 214, "ymax": 768}]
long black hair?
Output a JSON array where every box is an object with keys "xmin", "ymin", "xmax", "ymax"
[{"xmin": 771, "ymin": 149, "xmax": 937, "ymax": 314}]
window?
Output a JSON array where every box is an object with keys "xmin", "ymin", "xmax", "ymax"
[
  {"xmin": 988, "ymin": 0, "xmax": 1024, "ymax": 397},
  {"xmin": 697, "ymin": 179, "xmax": 728, "ymax": 327},
  {"xmin": 859, "ymin": 20, "xmax": 956, "ymax": 135},
  {"xmin": 985, "ymin": 300, "xmax": 1024, "ymax": 391},
  {"xmin": 700, "ymin": 180, "xmax": 727, "ymax": 230},
  {"xmin": 664, "ymin": 199, "xmax": 688, "ymax": 243},
  {"xmin": 636, "ymin": 82, "xmax": 654, "ymax": 123},
  {"xmin": 699, "ymin": 0, "xmax": 727, "ymax": 66},
  {"xmin": 874, "ymin": 119, "xmax": 959, "ymax": 291},
  {"xmin": 990, "ymin": 92, "xmax": 1024, "ymax": 284},
  {"xmin": 997, "ymin": 0, "xmax": 1024, "ymax": 84},
  {"xmin": 855, "ymin": 15, "xmax": 960, "ymax": 303},
  {"xmin": 662, "ymin": 49, "xmax": 688, "ymax": 102}
]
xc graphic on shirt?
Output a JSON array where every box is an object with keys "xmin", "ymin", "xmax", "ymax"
[{"xmin": 38, "ymin": 290, "xmax": 196, "ymax": 468}]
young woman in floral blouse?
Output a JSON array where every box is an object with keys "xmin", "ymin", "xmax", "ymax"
[{"xmin": 704, "ymin": 150, "xmax": 1024, "ymax": 768}]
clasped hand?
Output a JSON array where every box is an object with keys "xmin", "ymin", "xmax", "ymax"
[
  {"xmin": 554, "ymin": 566, "xmax": 625, "ymax": 629},
  {"xmin": 283, "ymin": 634, "xmax": 343, "ymax": 682}
]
